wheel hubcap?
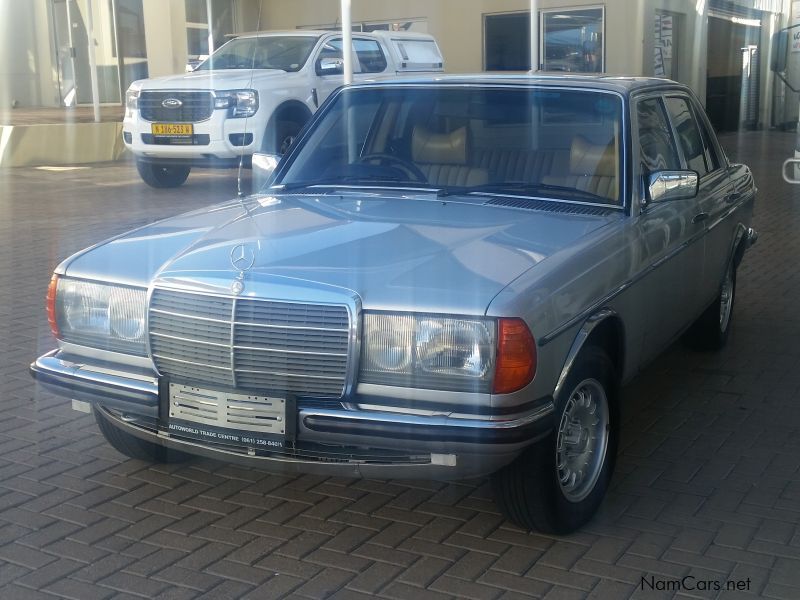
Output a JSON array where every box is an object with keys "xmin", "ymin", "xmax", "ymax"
[
  {"xmin": 556, "ymin": 379, "xmax": 610, "ymax": 503},
  {"xmin": 719, "ymin": 264, "xmax": 734, "ymax": 332}
]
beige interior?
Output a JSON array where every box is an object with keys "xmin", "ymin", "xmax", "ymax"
[
  {"xmin": 543, "ymin": 136, "xmax": 619, "ymax": 202},
  {"xmin": 411, "ymin": 126, "xmax": 489, "ymax": 187}
]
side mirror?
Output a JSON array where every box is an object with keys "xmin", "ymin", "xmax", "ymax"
[
  {"xmin": 251, "ymin": 153, "xmax": 280, "ymax": 191},
  {"xmin": 646, "ymin": 170, "xmax": 699, "ymax": 205},
  {"xmin": 772, "ymin": 30, "xmax": 789, "ymax": 73},
  {"xmin": 317, "ymin": 57, "xmax": 344, "ymax": 76}
]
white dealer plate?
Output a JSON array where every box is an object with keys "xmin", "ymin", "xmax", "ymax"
[{"xmin": 167, "ymin": 383, "xmax": 288, "ymax": 448}]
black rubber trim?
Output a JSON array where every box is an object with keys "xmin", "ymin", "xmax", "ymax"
[
  {"xmin": 134, "ymin": 156, "xmax": 252, "ymax": 168},
  {"xmin": 141, "ymin": 134, "xmax": 211, "ymax": 146},
  {"xmin": 302, "ymin": 412, "xmax": 554, "ymax": 445}
]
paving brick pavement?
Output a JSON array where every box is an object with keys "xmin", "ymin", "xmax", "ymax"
[{"xmin": 0, "ymin": 134, "xmax": 798, "ymax": 599}]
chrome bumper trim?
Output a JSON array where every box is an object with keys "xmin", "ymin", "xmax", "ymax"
[
  {"xmin": 31, "ymin": 350, "xmax": 159, "ymax": 416},
  {"xmin": 31, "ymin": 349, "xmax": 555, "ymax": 474}
]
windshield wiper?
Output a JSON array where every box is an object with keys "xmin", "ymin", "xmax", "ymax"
[
  {"xmin": 437, "ymin": 182, "xmax": 611, "ymax": 203},
  {"xmin": 275, "ymin": 176, "xmax": 426, "ymax": 193}
]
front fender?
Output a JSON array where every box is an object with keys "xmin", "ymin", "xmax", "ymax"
[{"xmin": 553, "ymin": 309, "xmax": 623, "ymax": 401}]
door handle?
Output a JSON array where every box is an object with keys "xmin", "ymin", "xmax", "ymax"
[
  {"xmin": 726, "ymin": 192, "xmax": 742, "ymax": 204},
  {"xmin": 692, "ymin": 212, "xmax": 709, "ymax": 224}
]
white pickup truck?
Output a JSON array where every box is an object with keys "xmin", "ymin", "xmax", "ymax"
[{"xmin": 122, "ymin": 30, "xmax": 444, "ymax": 188}]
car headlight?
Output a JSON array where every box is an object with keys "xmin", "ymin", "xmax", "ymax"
[
  {"xmin": 214, "ymin": 89, "xmax": 259, "ymax": 118},
  {"xmin": 360, "ymin": 313, "xmax": 497, "ymax": 393},
  {"xmin": 125, "ymin": 88, "xmax": 139, "ymax": 117},
  {"xmin": 52, "ymin": 277, "xmax": 147, "ymax": 355}
]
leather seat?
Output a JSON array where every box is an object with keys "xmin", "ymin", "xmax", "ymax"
[
  {"xmin": 542, "ymin": 136, "xmax": 619, "ymax": 202},
  {"xmin": 411, "ymin": 126, "xmax": 489, "ymax": 187},
  {"xmin": 475, "ymin": 148, "xmax": 570, "ymax": 184}
]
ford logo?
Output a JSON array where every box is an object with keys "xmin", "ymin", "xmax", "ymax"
[{"xmin": 162, "ymin": 98, "xmax": 183, "ymax": 108}]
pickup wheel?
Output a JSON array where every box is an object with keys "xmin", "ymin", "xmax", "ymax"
[
  {"xmin": 275, "ymin": 120, "xmax": 302, "ymax": 155},
  {"xmin": 136, "ymin": 161, "xmax": 191, "ymax": 188},
  {"xmin": 95, "ymin": 408, "xmax": 190, "ymax": 463},
  {"xmin": 684, "ymin": 260, "xmax": 736, "ymax": 351},
  {"xmin": 493, "ymin": 346, "xmax": 618, "ymax": 534}
]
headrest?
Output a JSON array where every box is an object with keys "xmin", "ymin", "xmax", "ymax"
[
  {"xmin": 570, "ymin": 136, "xmax": 617, "ymax": 177},
  {"xmin": 412, "ymin": 126, "xmax": 468, "ymax": 165}
]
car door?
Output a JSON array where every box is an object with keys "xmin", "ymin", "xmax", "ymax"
[
  {"xmin": 313, "ymin": 37, "xmax": 389, "ymax": 106},
  {"xmin": 667, "ymin": 95, "xmax": 735, "ymax": 308},
  {"xmin": 634, "ymin": 94, "xmax": 707, "ymax": 363}
]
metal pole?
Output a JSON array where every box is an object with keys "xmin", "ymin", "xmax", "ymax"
[
  {"xmin": 341, "ymin": 0, "xmax": 353, "ymax": 85},
  {"xmin": 207, "ymin": 0, "xmax": 215, "ymax": 55},
  {"xmin": 530, "ymin": 0, "xmax": 539, "ymax": 72},
  {"xmin": 86, "ymin": 0, "xmax": 101, "ymax": 122}
]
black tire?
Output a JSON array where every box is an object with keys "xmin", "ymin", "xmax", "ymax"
[
  {"xmin": 273, "ymin": 120, "xmax": 302, "ymax": 155},
  {"xmin": 136, "ymin": 161, "xmax": 191, "ymax": 188},
  {"xmin": 492, "ymin": 346, "xmax": 619, "ymax": 534},
  {"xmin": 94, "ymin": 408, "xmax": 190, "ymax": 463},
  {"xmin": 684, "ymin": 261, "xmax": 736, "ymax": 351}
]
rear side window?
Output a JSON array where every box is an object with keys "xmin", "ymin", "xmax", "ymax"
[
  {"xmin": 636, "ymin": 98, "xmax": 681, "ymax": 172},
  {"xmin": 664, "ymin": 96, "xmax": 718, "ymax": 176}
]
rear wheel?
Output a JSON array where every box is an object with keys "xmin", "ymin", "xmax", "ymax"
[
  {"xmin": 684, "ymin": 260, "xmax": 736, "ymax": 351},
  {"xmin": 136, "ymin": 161, "xmax": 191, "ymax": 188},
  {"xmin": 95, "ymin": 408, "xmax": 190, "ymax": 463},
  {"xmin": 493, "ymin": 346, "xmax": 618, "ymax": 533}
]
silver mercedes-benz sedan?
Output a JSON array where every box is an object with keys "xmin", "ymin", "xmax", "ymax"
[{"xmin": 32, "ymin": 76, "xmax": 757, "ymax": 533}]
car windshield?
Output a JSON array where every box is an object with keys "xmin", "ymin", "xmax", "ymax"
[
  {"xmin": 194, "ymin": 35, "xmax": 319, "ymax": 72},
  {"xmin": 276, "ymin": 86, "xmax": 624, "ymax": 205}
]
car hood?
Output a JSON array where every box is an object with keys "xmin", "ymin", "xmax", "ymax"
[
  {"xmin": 134, "ymin": 69, "xmax": 288, "ymax": 91},
  {"xmin": 62, "ymin": 192, "xmax": 617, "ymax": 315}
]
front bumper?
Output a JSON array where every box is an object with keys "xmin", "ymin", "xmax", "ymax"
[
  {"xmin": 122, "ymin": 109, "xmax": 264, "ymax": 162},
  {"xmin": 31, "ymin": 350, "xmax": 555, "ymax": 479}
]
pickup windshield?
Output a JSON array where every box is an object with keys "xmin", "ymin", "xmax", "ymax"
[
  {"xmin": 195, "ymin": 35, "xmax": 319, "ymax": 72},
  {"xmin": 277, "ymin": 86, "xmax": 624, "ymax": 205}
]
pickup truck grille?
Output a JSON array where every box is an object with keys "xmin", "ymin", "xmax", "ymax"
[
  {"xmin": 139, "ymin": 91, "xmax": 214, "ymax": 122},
  {"xmin": 149, "ymin": 289, "xmax": 351, "ymax": 398}
]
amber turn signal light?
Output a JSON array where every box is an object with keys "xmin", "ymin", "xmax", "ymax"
[
  {"xmin": 493, "ymin": 317, "xmax": 537, "ymax": 394},
  {"xmin": 46, "ymin": 275, "xmax": 59, "ymax": 338}
]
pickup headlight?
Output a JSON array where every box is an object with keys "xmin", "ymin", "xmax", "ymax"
[
  {"xmin": 51, "ymin": 277, "xmax": 148, "ymax": 356},
  {"xmin": 214, "ymin": 89, "xmax": 259, "ymax": 118},
  {"xmin": 125, "ymin": 88, "xmax": 139, "ymax": 118},
  {"xmin": 360, "ymin": 313, "xmax": 497, "ymax": 393}
]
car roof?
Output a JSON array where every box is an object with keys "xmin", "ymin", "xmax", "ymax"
[
  {"xmin": 350, "ymin": 73, "xmax": 688, "ymax": 96},
  {"xmin": 233, "ymin": 30, "xmax": 435, "ymax": 41}
]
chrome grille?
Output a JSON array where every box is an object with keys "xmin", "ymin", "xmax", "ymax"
[
  {"xmin": 149, "ymin": 289, "xmax": 350, "ymax": 397},
  {"xmin": 139, "ymin": 91, "xmax": 214, "ymax": 122}
]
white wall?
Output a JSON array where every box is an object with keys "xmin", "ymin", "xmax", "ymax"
[
  {"xmin": 259, "ymin": 0, "xmax": 643, "ymax": 76},
  {"xmin": 142, "ymin": 0, "xmax": 189, "ymax": 77}
]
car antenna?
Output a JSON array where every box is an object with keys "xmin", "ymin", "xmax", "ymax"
[{"xmin": 237, "ymin": 1, "xmax": 264, "ymax": 202}]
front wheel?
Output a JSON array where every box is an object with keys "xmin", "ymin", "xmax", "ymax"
[
  {"xmin": 95, "ymin": 408, "xmax": 190, "ymax": 463},
  {"xmin": 274, "ymin": 120, "xmax": 302, "ymax": 155},
  {"xmin": 136, "ymin": 161, "xmax": 191, "ymax": 188},
  {"xmin": 492, "ymin": 346, "xmax": 618, "ymax": 534}
]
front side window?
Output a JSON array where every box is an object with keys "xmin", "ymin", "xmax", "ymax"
[
  {"xmin": 195, "ymin": 35, "xmax": 319, "ymax": 72},
  {"xmin": 542, "ymin": 7, "xmax": 604, "ymax": 73},
  {"xmin": 277, "ymin": 87, "xmax": 623, "ymax": 205}
]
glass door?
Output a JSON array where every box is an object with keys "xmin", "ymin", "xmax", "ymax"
[{"xmin": 51, "ymin": 0, "xmax": 148, "ymax": 105}]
